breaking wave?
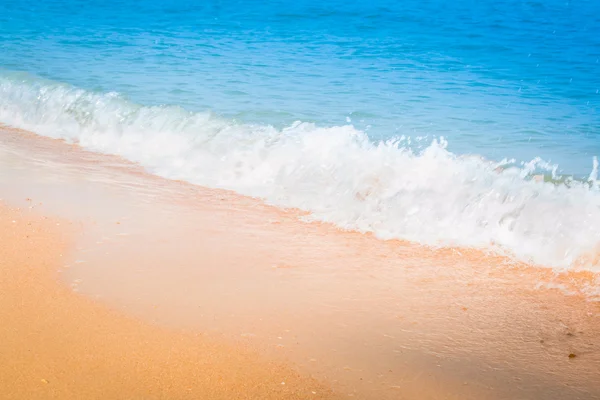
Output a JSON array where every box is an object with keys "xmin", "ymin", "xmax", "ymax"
[{"xmin": 1, "ymin": 72, "xmax": 599, "ymax": 270}]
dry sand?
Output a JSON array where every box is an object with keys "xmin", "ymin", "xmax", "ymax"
[{"xmin": 0, "ymin": 204, "xmax": 338, "ymax": 399}]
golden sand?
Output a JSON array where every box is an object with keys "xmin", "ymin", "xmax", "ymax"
[{"xmin": 0, "ymin": 204, "xmax": 338, "ymax": 399}]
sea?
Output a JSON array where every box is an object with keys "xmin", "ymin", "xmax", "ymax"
[{"xmin": 1, "ymin": 0, "xmax": 599, "ymax": 269}]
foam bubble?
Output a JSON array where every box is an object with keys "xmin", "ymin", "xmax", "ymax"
[{"xmin": 1, "ymin": 73, "xmax": 599, "ymax": 270}]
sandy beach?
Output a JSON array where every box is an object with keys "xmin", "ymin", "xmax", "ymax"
[
  {"xmin": 0, "ymin": 203, "xmax": 342, "ymax": 399},
  {"xmin": 1, "ymin": 127, "xmax": 600, "ymax": 399}
]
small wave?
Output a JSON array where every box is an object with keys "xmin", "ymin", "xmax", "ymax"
[{"xmin": 1, "ymin": 72, "xmax": 599, "ymax": 270}]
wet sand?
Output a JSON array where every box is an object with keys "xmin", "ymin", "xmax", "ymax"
[{"xmin": 1, "ymin": 126, "xmax": 600, "ymax": 399}]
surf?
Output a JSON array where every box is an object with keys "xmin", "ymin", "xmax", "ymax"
[{"xmin": 1, "ymin": 72, "xmax": 599, "ymax": 270}]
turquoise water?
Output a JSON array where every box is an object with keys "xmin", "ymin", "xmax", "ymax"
[
  {"xmin": 1, "ymin": 0, "xmax": 600, "ymax": 269},
  {"xmin": 1, "ymin": 0, "xmax": 598, "ymax": 174}
]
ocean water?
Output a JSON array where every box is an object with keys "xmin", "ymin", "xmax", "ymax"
[{"xmin": 1, "ymin": 0, "xmax": 599, "ymax": 269}]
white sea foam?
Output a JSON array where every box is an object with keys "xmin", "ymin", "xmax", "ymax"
[{"xmin": 1, "ymin": 74, "xmax": 599, "ymax": 270}]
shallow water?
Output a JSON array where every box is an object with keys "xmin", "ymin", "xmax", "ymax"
[
  {"xmin": 1, "ymin": 0, "xmax": 599, "ymax": 269},
  {"xmin": 2, "ymin": 0, "xmax": 599, "ymax": 169}
]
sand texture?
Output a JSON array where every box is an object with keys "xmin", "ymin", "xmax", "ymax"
[{"xmin": 0, "ymin": 204, "xmax": 338, "ymax": 400}]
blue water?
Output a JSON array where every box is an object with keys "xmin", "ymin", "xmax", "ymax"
[
  {"xmin": 2, "ymin": 0, "xmax": 600, "ymax": 269},
  {"xmin": 1, "ymin": 0, "xmax": 599, "ymax": 175}
]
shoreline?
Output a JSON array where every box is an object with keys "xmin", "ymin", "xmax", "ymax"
[{"xmin": 1, "ymin": 126, "xmax": 600, "ymax": 399}]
